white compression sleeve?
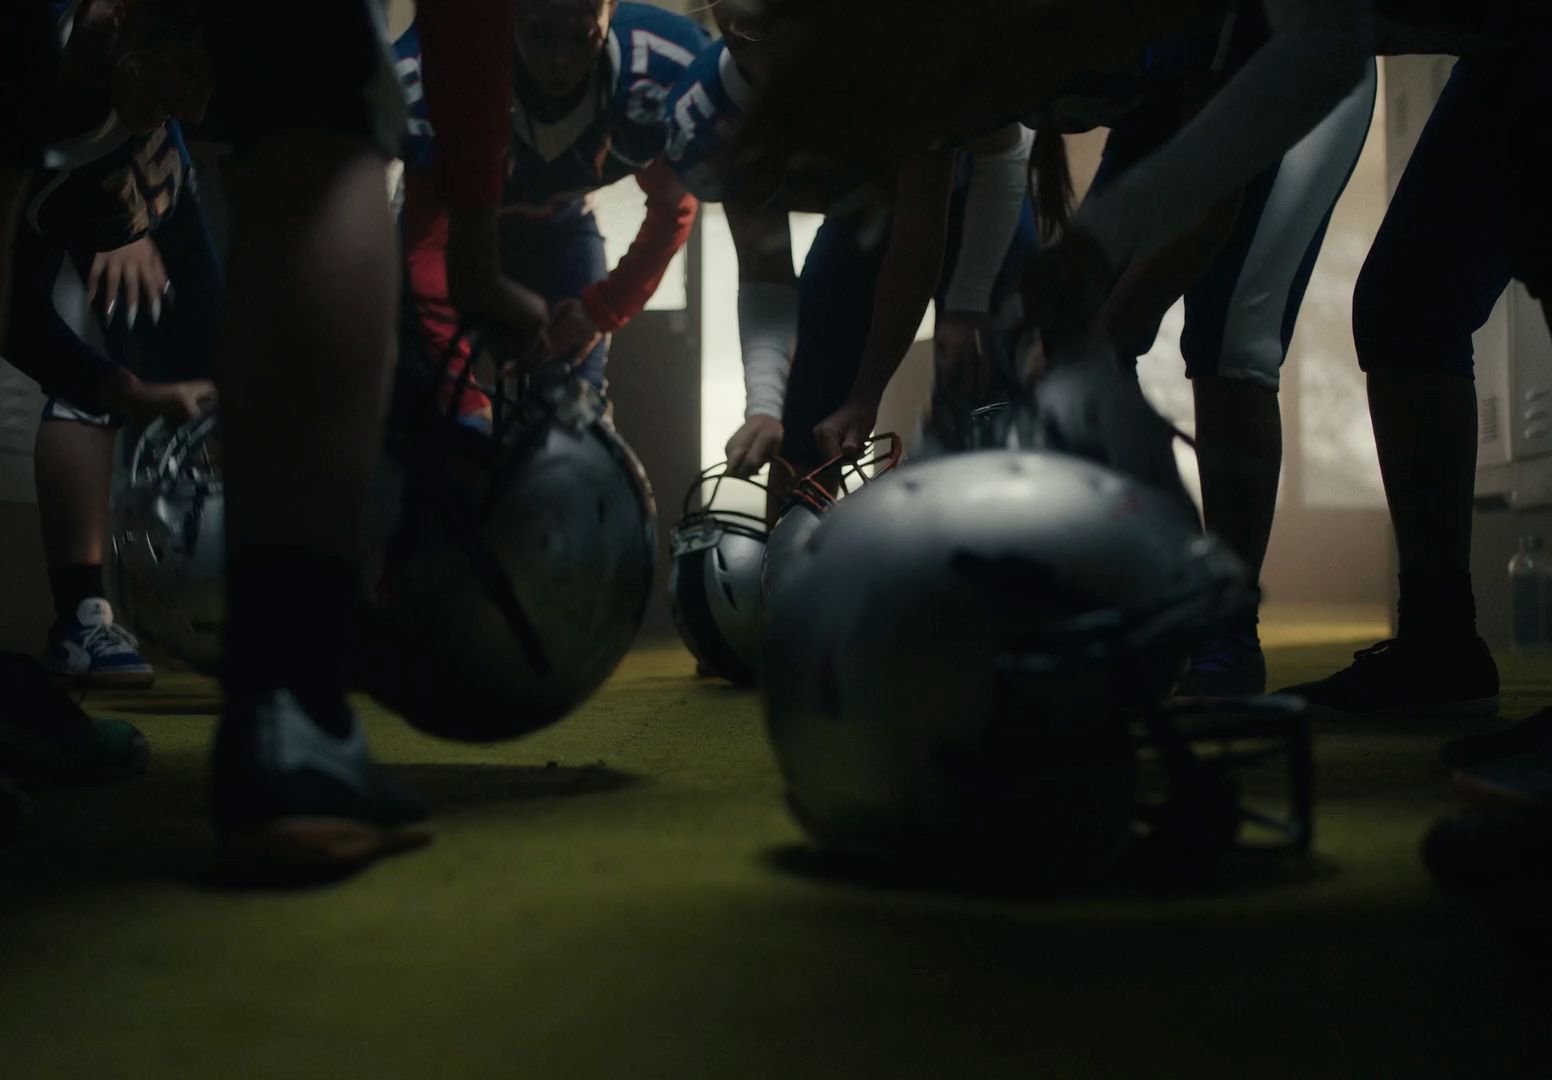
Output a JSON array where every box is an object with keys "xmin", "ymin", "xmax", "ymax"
[
  {"xmin": 941, "ymin": 126, "xmax": 1034, "ymax": 313},
  {"xmin": 738, "ymin": 281, "xmax": 799, "ymax": 420},
  {"xmin": 1075, "ymin": 0, "xmax": 1374, "ymax": 273}
]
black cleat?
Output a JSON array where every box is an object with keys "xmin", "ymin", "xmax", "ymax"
[
  {"xmin": 1277, "ymin": 637, "xmax": 1498, "ymax": 720},
  {"xmin": 1440, "ymin": 708, "xmax": 1552, "ymax": 770},
  {"xmin": 212, "ymin": 689, "xmax": 432, "ymax": 885}
]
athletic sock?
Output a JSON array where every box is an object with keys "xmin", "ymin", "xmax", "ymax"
[
  {"xmin": 223, "ymin": 546, "xmax": 359, "ymax": 737},
  {"xmin": 1397, "ymin": 570, "xmax": 1477, "ymax": 646},
  {"xmin": 48, "ymin": 564, "xmax": 105, "ymax": 622}
]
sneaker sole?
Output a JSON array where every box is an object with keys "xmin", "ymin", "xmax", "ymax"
[
  {"xmin": 216, "ymin": 818, "xmax": 433, "ymax": 884},
  {"xmin": 1297, "ymin": 695, "xmax": 1500, "ymax": 723},
  {"xmin": 51, "ymin": 670, "xmax": 157, "ymax": 690}
]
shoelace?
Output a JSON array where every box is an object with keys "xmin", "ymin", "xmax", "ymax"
[
  {"xmin": 79, "ymin": 620, "xmax": 141, "ymax": 656},
  {"xmin": 1351, "ymin": 639, "xmax": 1400, "ymax": 663}
]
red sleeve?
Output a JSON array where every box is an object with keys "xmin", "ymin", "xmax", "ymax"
[
  {"xmin": 580, "ymin": 159, "xmax": 699, "ymax": 333},
  {"xmin": 400, "ymin": 171, "xmax": 486, "ymax": 418},
  {"xmin": 415, "ymin": 0, "xmax": 512, "ymax": 211}
]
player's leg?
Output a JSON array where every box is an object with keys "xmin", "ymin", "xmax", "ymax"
[
  {"xmin": 35, "ymin": 411, "xmax": 154, "ymax": 687},
  {"xmin": 772, "ymin": 212, "xmax": 888, "ymax": 520},
  {"xmin": 202, "ymin": 1, "xmax": 430, "ymax": 880},
  {"xmin": 1179, "ymin": 59, "xmax": 1376, "ymax": 696},
  {"xmin": 1280, "ymin": 59, "xmax": 1511, "ymax": 717}
]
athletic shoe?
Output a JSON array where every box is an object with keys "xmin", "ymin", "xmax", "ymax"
[
  {"xmin": 1440, "ymin": 707, "xmax": 1552, "ymax": 770},
  {"xmin": 43, "ymin": 598, "xmax": 156, "ymax": 689},
  {"xmin": 1453, "ymin": 744, "xmax": 1552, "ymax": 810},
  {"xmin": 1276, "ymin": 636, "xmax": 1499, "ymax": 719},
  {"xmin": 211, "ymin": 689, "xmax": 432, "ymax": 884},
  {"xmin": 1422, "ymin": 808, "xmax": 1552, "ymax": 891},
  {"xmin": 0, "ymin": 651, "xmax": 150, "ymax": 784},
  {"xmin": 1176, "ymin": 632, "xmax": 1267, "ymax": 698}
]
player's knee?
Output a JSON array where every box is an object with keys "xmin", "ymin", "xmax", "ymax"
[{"xmin": 1185, "ymin": 339, "xmax": 1283, "ymax": 393}]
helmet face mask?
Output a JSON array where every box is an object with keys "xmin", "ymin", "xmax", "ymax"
[
  {"xmin": 110, "ymin": 412, "xmax": 226, "ymax": 673},
  {"xmin": 669, "ymin": 461, "xmax": 778, "ymax": 686},
  {"xmin": 762, "ymin": 432, "xmax": 903, "ymax": 602}
]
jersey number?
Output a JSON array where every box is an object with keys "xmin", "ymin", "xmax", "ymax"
[{"xmin": 625, "ymin": 29, "xmax": 694, "ymax": 125}]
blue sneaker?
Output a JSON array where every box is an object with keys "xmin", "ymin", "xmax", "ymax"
[
  {"xmin": 212, "ymin": 689, "xmax": 433, "ymax": 884},
  {"xmin": 44, "ymin": 598, "xmax": 156, "ymax": 689},
  {"xmin": 1177, "ymin": 632, "xmax": 1267, "ymax": 699}
]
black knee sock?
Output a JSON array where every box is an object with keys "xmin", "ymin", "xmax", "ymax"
[
  {"xmin": 224, "ymin": 546, "xmax": 359, "ymax": 736},
  {"xmin": 48, "ymin": 564, "xmax": 105, "ymax": 621},
  {"xmin": 1398, "ymin": 570, "xmax": 1477, "ymax": 645}
]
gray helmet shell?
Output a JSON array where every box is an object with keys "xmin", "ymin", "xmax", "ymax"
[{"xmin": 762, "ymin": 449, "xmax": 1250, "ymax": 877}]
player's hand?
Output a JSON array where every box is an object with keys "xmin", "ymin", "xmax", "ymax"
[
  {"xmin": 101, "ymin": 371, "xmax": 217, "ymax": 426},
  {"xmin": 546, "ymin": 298, "xmax": 603, "ymax": 366},
  {"xmin": 1019, "ymin": 225, "xmax": 1114, "ymax": 350},
  {"xmin": 934, "ymin": 310, "xmax": 996, "ymax": 402},
  {"xmin": 483, "ymin": 279, "xmax": 552, "ymax": 373},
  {"xmin": 87, "ymin": 236, "xmax": 170, "ymax": 329},
  {"xmin": 813, "ymin": 395, "xmax": 878, "ymax": 461},
  {"xmin": 725, "ymin": 414, "xmax": 784, "ymax": 477}
]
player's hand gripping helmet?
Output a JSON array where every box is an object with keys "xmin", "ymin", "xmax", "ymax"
[
  {"xmin": 763, "ymin": 449, "xmax": 1310, "ymax": 881},
  {"xmin": 668, "ymin": 460, "xmax": 785, "ymax": 686},
  {"xmin": 109, "ymin": 411, "xmax": 226, "ymax": 672},
  {"xmin": 361, "ymin": 326, "xmax": 657, "ymax": 741},
  {"xmin": 761, "ymin": 433, "xmax": 902, "ymax": 603}
]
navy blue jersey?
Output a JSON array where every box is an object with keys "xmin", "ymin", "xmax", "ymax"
[
  {"xmin": 664, "ymin": 40, "xmax": 882, "ymax": 215},
  {"xmin": 392, "ymin": 21, "xmax": 436, "ymax": 173},
  {"xmin": 663, "ymin": 41, "xmax": 753, "ymax": 203},
  {"xmin": 1039, "ymin": 10, "xmax": 1243, "ymax": 134},
  {"xmin": 24, "ymin": 1, "xmax": 192, "ymax": 252},
  {"xmin": 395, "ymin": 3, "xmax": 706, "ymax": 211}
]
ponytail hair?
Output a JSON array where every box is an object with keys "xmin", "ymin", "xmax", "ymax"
[{"xmin": 1031, "ymin": 125, "xmax": 1073, "ymax": 242}]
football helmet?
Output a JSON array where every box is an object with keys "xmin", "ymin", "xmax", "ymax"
[
  {"xmin": 668, "ymin": 461, "xmax": 780, "ymax": 686},
  {"xmin": 109, "ymin": 411, "xmax": 226, "ymax": 673},
  {"xmin": 361, "ymin": 327, "xmax": 657, "ymax": 742},
  {"xmin": 763, "ymin": 449, "xmax": 1309, "ymax": 879},
  {"xmin": 762, "ymin": 433, "xmax": 902, "ymax": 603}
]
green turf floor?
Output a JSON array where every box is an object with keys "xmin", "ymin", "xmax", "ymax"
[{"xmin": 4, "ymin": 632, "xmax": 1552, "ymax": 1078}]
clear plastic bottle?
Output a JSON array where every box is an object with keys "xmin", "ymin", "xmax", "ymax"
[{"xmin": 1509, "ymin": 535, "xmax": 1550, "ymax": 649}]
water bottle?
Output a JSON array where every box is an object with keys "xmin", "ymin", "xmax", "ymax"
[{"xmin": 1509, "ymin": 535, "xmax": 1550, "ymax": 648}]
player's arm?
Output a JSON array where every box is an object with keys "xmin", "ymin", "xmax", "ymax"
[
  {"xmin": 723, "ymin": 194, "xmax": 798, "ymax": 477},
  {"xmin": 551, "ymin": 160, "xmax": 700, "ymax": 360},
  {"xmin": 416, "ymin": 0, "xmax": 549, "ymax": 357},
  {"xmin": 935, "ymin": 123, "xmax": 1034, "ymax": 395},
  {"xmin": 816, "ymin": 147, "xmax": 955, "ymax": 459},
  {"xmin": 941, "ymin": 123, "xmax": 1032, "ymax": 317},
  {"xmin": 1070, "ymin": 0, "xmax": 1370, "ymax": 281}
]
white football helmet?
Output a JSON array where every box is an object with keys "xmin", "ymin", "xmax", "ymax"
[
  {"xmin": 109, "ymin": 411, "xmax": 225, "ymax": 672},
  {"xmin": 362, "ymin": 346, "xmax": 657, "ymax": 741},
  {"xmin": 668, "ymin": 462, "xmax": 781, "ymax": 686},
  {"xmin": 761, "ymin": 449, "xmax": 1303, "ymax": 880}
]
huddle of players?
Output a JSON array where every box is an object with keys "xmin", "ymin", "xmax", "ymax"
[{"xmin": 2, "ymin": 0, "xmax": 1549, "ymax": 882}]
